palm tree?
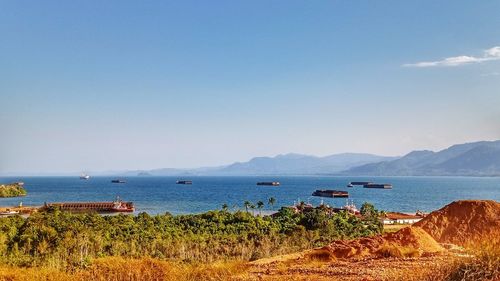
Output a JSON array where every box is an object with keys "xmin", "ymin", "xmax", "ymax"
[
  {"xmin": 268, "ymin": 197, "xmax": 276, "ymax": 210},
  {"xmin": 244, "ymin": 201, "xmax": 251, "ymax": 213},
  {"xmin": 222, "ymin": 203, "xmax": 229, "ymax": 212},
  {"xmin": 250, "ymin": 204, "xmax": 256, "ymax": 215},
  {"xmin": 298, "ymin": 201, "xmax": 306, "ymax": 211},
  {"xmin": 257, "ymin": 201, "xmax": 264, "ymax": 216}
]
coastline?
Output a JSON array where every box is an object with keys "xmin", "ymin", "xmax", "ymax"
[
  {"xmin": 0, "ymin": 183, "xmax": 27, "ymax": 198},
  {"xmin": 0, "ymin": 176, "xmax": 499, "ymax": 215}
]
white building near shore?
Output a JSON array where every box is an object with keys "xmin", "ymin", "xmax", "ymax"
[{"xmin": 381, "ymin": 212, "xmax": 424, "ymax": 225}]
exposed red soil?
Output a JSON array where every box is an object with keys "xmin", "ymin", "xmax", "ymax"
[
  {"xmin": 247, "ymin": 255, "xmax": 452, "ymax": 281},
  {"xmin": 414, "ymin": 200, "xmax": 500, "ymax": 246},
  {"xmin": 322, "ymin": 226, "xmax": 443, "ymax": 259}
]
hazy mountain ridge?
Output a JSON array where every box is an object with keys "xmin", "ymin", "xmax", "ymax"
[
  {"xmin": 344, "ymin": 140, "xmax": 500, "ymax": 176},
  {"xmin": 215, "ymin": 153, "xmax": 397, "ymax": 175},
  {"xmin": 124, "ymin": 153, "xmax": 397, "ymax": 176},
  {"xmin": 4, "ymin": 141, "xmax": 498, "ymax": 177}
]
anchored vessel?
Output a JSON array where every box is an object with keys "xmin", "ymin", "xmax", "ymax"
[
  {"xmin": 111, "ymin": 179, "xmax": 126, "ymax": 183},
  {"xmin": 312, "ymin": 190, "xmax": 349, "ymax": 198},
  {"xmin": 256, "ymin": 182, "xmax": 280, "ymax": 186},
  {"xmin": 43, "ymin": 198, "xmax": 134, "ymax": 213},
  {"xmin": 349, "ymin": 181, "xmax": 372, "ymax": 186},
  {"xmin": 363, "ymin": 183, "xmax": 393, "ymax": 189},
  {"xmin": 176, "ymin": 180, "xmax": 192, "ymax": 185},
  {"xmin": 79, "ymin": 173, "xmax": 90, "ymax": 180}
]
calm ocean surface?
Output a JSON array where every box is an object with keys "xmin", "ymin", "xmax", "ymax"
[{"xmin": 0, "ymin": 176, "xmax": 499, "ymax": 215}]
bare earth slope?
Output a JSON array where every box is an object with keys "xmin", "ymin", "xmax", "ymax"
[
  {"xmin": 414, "ymin": 200, "xmax": 500, "ymax": 246},
  {"xmin": 323, "ymin": 226, "xmax": 443, "ymax": 259}
]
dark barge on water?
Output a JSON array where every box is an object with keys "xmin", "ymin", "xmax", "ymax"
[
  {"xmin": 312, "ymin": 190, "xmax": 349, "ymax": 198},
  {"xmin": 363, "ymin": 183, "xmax": 393, "ymax": 189},
  {"xmin": 349, "ymin": 181, "xmax": 372, "ymax": 186},
  {"xmin": 256, "ymin": 181, "xmax": 280, "ymax": 186},
  {"xmin": 176, "ymin": 180, "xmax": 192, "ymax": 184},
  {"xmin": 111, "ymin": 179, "xmax": 126, "ymax": 183},
  {"xmin": 42, "ymin": 198, "xmax": 134, "ymax": 213}
]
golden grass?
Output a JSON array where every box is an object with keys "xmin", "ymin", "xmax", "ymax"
[
  {"xmin": 446, "ymin": 236, "xmax": 500, "ymax": 281},
  {"xmin": 0, "ymin": 266, "xmax": 72, "ymax": 281},
  {"xmin": 388, "ymin": 235, "xmax": 500, "ymax": 281},
  {"xmin": 0, "ymin": 257, "xmax": 249, "ymax": 281}
]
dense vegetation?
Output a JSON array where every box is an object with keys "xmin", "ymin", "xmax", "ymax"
[
  {"xmin": 0, "ymin": 184, "xmax": 27, "ymax": 197},
  {"xmin": 0, "ymin": 203, "xmax": 382, "ymax": 270}
]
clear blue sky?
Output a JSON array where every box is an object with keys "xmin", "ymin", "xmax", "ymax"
[{"xmin": 1, "ymin": 1, "xmax": 500, "ymax": 174}]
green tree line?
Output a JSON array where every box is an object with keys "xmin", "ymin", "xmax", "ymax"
[{"xmin": 0, "ymin": 202, "xmax": 382, "ymax": 270}]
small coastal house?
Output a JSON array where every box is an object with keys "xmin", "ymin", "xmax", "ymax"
[{"xmin": 381, "ymin": 212, "xmax": 424, "ymax": 225}]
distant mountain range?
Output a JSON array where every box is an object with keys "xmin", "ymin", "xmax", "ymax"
[
  {"xmin": 207, "ymin": 153, "xmax": 397, "ymax": 175},
  {"xmin": 125, "ymin": 153, "xmax": 397, "ymax": 176},
  {"xmin": 344, "ymin": 140, "xmax": 500, "ymax": 176},
  {"xmin": 128, "ymin": 140, "xmax": 500, "ymax": 177},
  {"xmin": 5, "ymin": 140, "xmax": 497, "ymax": 177}
]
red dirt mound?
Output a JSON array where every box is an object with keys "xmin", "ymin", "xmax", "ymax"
[
  {"xmin": 322, "ymin": 226, "xmax": 443, "ymax": 259},
  {"xmin": 414, "ymin": 200, "xmax": 500, "ymax": 246}
]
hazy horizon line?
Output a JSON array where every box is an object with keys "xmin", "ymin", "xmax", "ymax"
[{"xmin": 3, "ymin": 138, "xmax": 500, "ymax": 176}]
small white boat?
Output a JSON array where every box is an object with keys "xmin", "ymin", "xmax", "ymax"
[{"xmin": 80, "ymin": 173, "xmax": 90, "ymax": 180}]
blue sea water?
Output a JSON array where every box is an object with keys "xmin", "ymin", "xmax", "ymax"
[{"xmin": 0, "ymin": 176, "xmax": 499, "ymax": 215}]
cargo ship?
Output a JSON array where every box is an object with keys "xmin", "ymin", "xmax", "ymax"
[
  {"xmin": 349, "ymin": 181, "xmax": 371, "ymax": 186},
  {"xmin": 176, "ymin": 180, "xmax": 192, "ymax": 185},
  {"xmin": 256, "ymin": 182, "xmax": 280, "ymax": 186},
  {"xmin": 363, "ymin": 183, "xmax": 392, "ymax": 189},
  {"xmin": 42, "ymin": 198, "xmax": 134, "ymax": 213},
  {"xmin": 312, "ymin": 190, "xmax": 349, "ymax": 198},
  {"xmin": 111, "ymin": 179, "xmax": 126, "ymax": 183}
]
